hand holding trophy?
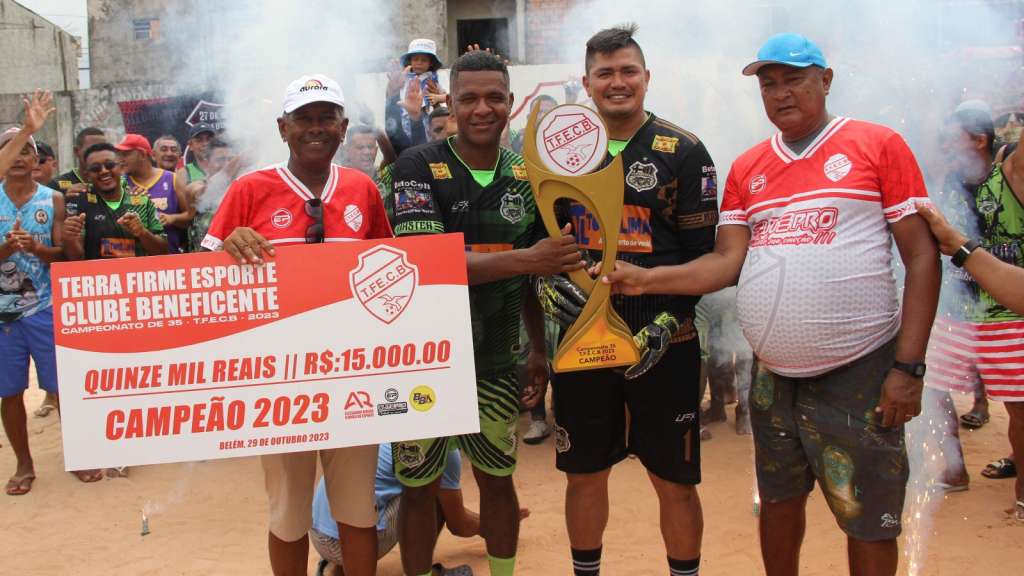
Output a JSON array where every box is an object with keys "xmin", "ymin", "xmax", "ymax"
[{"xmin": 522, "ymin": 103, "xmax": 641, "ymax": 373}]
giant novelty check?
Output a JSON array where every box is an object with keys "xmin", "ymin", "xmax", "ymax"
[{"xmin": 52, "ymin": 234, "xmax": 478, "ymax": 470}]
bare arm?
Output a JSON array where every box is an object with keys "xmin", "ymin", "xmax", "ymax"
[
  {"xmin": 522, "ymin": 282, "xmax": 547, "ymax": 354},
  {"xmin": 520, "ymin": 283, "xmax": 548, "ymax": 408},
  {"xmin": 437, "ymin": 489, "xmax": 480, "ymax": 538},
  {"xmin": 917, "ymin": 201, "xmax": 1024, "ymax": 315},
  {"xmin": 169, "ymin": 177, "xmax": 196, "ymax": 228},
  {"xmin": 0, "ymin": 91, "xmax": 54, "ymax": 180},
  {"xmin": 117, "ymin": 212, "xmax": 169, "ymax": 256},
  {"xmin": 376, "ymin": 130, "xmax": 397, "ymax": 168},
  {"xmin": 602, "ymin": 225, "xmax": 751, "ymax": 295},
  {"xmin": 465, "ymin": 249, "xmax": 540, "ymax": 285},
  {"xmin": 466, "ymin": 224, "xmax": 584, "ymax": 286},
  {"xmin": 889, "ymin": 214, "xmax": 940, "ymax": 364},
  {"xmin": 962, "ymin": 248, "xmax": 1024, "ymax": 315},
  {"xmin": 138, "ymin": 228, "xmax": 169, "ymax": 255},
  {"xmin": 873, "ymin": 213, "xmax": 940, "ymax": 427},
  {"xmin": 6, "ymin": 194, "xmax": 64, "ymax": 262},
  {"xmin": 30, "ymin": 193, "xmax": 65, "ymax": 263},
  {"xmin": 0, "ymin": 235, "xmax": 18, "ymax": 261},
  {"xmin": 173, "ymin": 168, "xmax": 190, "ymax": 200},
  {"xmin": 62, "ymin": 214, "xmax": 85, "ymax": 261}
]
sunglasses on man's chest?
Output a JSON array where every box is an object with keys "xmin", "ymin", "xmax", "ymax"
[{"xmin": 305, "ymin": 198, "xmax": 324, "ymax": 244}]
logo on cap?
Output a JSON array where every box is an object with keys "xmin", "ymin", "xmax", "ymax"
[{"xmin": 300, "ymin": 79, "xmax": 327, "ymax": 92}]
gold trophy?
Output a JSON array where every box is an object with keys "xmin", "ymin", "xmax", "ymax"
[{"xmin": 522, "ymin": 103, "xmax": 640, "ymax": 373}]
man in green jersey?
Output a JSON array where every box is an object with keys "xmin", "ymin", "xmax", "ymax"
[
  {"xmin": 64, "ymin": 143, "xmax": 167, "ymax": 261},
  {"xmin": 388, "ymin": 51, "xmax": 585, "ymax": 576}
]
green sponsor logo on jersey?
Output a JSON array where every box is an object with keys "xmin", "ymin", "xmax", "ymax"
[{"xmin": 395, "ymin": 220, "xmax": 445, "ymax": 234}]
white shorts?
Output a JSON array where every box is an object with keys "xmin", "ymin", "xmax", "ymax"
[{"xmin": 262, "ymin": 445, "xmax": 378, "ymax": 541}]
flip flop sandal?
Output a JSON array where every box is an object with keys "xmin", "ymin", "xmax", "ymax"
[
  {"xmin": 1015, "ymin": 501, "xmax": 1024, "ymax": 522},
  {"xmin": 33, "ymin": 404, "xmax": 56, "ymax": 418},
  {"xmin": 981, "ymin": 458, "xmax": 1017, "ymax": 479},
  {"xmin": 959, "ymin": 411, "xmax": 990, "ymax": 429},
  {"xmin": 71, "ymin": 470, "xmax": 103, "ymax": 483},
  {"xmin": 5, "ymin": 474, "xmax": 35, "ymax": 496}
]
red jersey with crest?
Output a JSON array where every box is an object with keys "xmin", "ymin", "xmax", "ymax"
[
  {"xmin": 720, "ymin": 117, "xmax": 929, "ymax": 377},
  {"xmin": 202, "ymin": 163, "xmax": 391, "ymax": 250}
]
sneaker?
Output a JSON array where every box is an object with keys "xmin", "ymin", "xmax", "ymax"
[{"xmin": 523, "ymin": 420, "xmax": 550, "ymax": 444}]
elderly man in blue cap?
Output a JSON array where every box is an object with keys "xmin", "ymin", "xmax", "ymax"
[{"xmin": 602, "ymin": 32, "xmax": 940, "ymax": 575}]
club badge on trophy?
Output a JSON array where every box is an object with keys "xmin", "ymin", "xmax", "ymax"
[{"xmin": 521, "ymin": 103, "xmax": 640, "ymax": 373}]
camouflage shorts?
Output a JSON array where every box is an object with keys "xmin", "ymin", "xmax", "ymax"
[
  {"xmin": 394, "ymin": 372, "xmax": 519, "ymax": 486},
  {"xmin": 750, "ymin": 339, "xmax": 909, "ymax": 541}
]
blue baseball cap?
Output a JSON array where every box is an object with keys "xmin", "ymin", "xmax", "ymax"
[{"xmin": 742, "ymin": 33, "xmax": 828, "ymax": 76}]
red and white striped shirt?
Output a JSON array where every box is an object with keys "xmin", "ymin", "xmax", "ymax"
[
  {"xmin": 202, "ymin": 163, "xmax": 391, "ymax": 250},
  {"xmin": 721, "ymin": 117, "xmax": 929, "ymax": 377}
]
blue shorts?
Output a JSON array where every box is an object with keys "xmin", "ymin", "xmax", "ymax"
[{"xmin": 0, "ymin": 308, "xmax": 58, "ymax": 398}]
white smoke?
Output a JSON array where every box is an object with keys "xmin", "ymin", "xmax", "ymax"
[
  {"xmin": 556, "ymin": 0, "xmax": 1019, "ymax": 179},
  {"xmin": 169, "ymin": 0, "xmax": 398, "ymax": 169},
  {"xmin": 548, "ymin": 2, "xmax": 1019, "ymax": 573}
]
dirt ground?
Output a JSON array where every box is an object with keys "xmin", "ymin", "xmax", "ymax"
[{"xmin": 1, "ymin": 384, "xmax": 1020, "ymax": 575}]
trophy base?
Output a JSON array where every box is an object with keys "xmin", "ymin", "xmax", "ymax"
[{"xmin": 553, "ymin": 303, "xmax": 640, "ymax": 373}]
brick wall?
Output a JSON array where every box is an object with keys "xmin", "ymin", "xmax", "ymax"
[{"xmin": 525, "ymin": 0, "xmax": 583, "ymax": 64}]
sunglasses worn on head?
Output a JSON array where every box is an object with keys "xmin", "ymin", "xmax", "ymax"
[
  {"xmin": 87, "ymin": 160, "xmax": 119, "ymax": 173},
  {"xmin": 305, "ymin": 198, "xmax": 324, "ymax": 244}
]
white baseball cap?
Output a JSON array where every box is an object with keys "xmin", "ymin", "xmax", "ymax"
[
  {"xmin": 0, "ymin": 127, "xmax": 37, "ymax": 154},
  {"xmin": 282, "ymin": 74, "xmax": 346, "ymax": 114}
]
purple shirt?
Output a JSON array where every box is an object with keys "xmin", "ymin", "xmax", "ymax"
[{"xmin": 127, "ymin": 169, "xmax": 180, "ymax": 253}]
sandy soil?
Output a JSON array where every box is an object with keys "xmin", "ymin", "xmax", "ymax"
[{"xmin": 1, "ymin": 384, "xmax": 1020, "ymax": 575}]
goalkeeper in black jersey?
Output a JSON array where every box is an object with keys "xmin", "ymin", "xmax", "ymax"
[{"xmin": 538, "ymin": 26, "xmax": 717, "ymax": 576}]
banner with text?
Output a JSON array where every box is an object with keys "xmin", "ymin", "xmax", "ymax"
[{"xmin": 52, "ymin": 235, "xmax": 477, "ymax": 470}]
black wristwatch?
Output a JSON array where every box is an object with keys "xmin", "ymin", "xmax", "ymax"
[
  {"xmin": 952, "ymin": 239, "xmax": 981, "ymax": 268},
  {"xmin": 892, "ymin": 360, "xmax": 926, "ymax": 378}
]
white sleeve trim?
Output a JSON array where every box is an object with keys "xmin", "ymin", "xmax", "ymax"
[
  {"xmin": 718, "ymin": 209, "xmax": 748, "ymax": 227},
  {"xmin": 200, "ymin": 235, "xmax": 223, "ymax": 251},
  {"xmin": 884, "ymin": 196, "xmax": 929, "ymax": 223}
]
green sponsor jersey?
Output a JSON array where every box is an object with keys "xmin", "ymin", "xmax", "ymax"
[
  {"xmin": 389, "ymin": 137, "xmax": 541, "ymax": 375},
  {"xmin": 973, "ymin": 160, "xmax": 1024, "ymax": 321},
  {"xmin": 67, "ymin": 190, "xmax": 166, "ymax": 259}
]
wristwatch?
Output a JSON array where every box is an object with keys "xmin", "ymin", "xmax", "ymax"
[
  {"xmin": 952, "ymin": 239, "xmax": 981, "ymax": 268},
  {"xmin": 892, "ymin": 360, "xmax": 926, "ymax": 378}
]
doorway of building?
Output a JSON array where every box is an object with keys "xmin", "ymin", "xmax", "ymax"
[{"xmin": 456, "ymin": 18, "xmax": 510, "ymax": 58}]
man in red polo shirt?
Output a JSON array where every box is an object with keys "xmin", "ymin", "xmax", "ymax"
[{"xmin": 203, "ymin": 73, "xmax": 390, "ymax": 576}]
